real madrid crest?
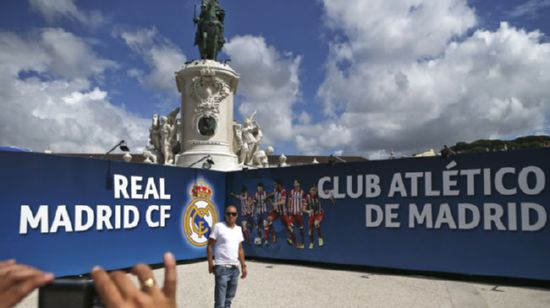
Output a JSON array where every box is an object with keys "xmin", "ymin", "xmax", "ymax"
[{"xmin": 183, "ymin": 181, "xmax": 218, "ymax": 247}]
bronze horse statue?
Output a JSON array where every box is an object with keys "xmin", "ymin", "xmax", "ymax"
[{"xmin": 194, "ymin": 0, "xmax": 225, "ymax": 60}]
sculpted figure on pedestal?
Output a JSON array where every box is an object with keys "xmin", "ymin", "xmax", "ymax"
[
  {"xmin": 279, "ymin": 154, "xmax": 288, "ymax": 167},
  {"xmin": 194, "ymin": 0, "xmax": 225, "ymax": 60},
  {"xmin": 159, "ymin": 116, "xmax": 172, "ymax": 164},
  {"xmin": 143, "ymin": 145, "xmax": 157, "ymax": 164},
  {"xmin": 241, "ymin": 112, "xmax": 263, "ymax": 165},
  {"xmin": 233, "ymin": 122, "xmax": 248, "ymax": 165},
  {"xmin": 144, "ymin": 107, "xmax": 180, "ymax": 165},
  {"xmin": 253, "ymin": 146, "xmax": 274, "ymax": 168},
  {"xmin": 232, "ymin": 113, "xmax": 266, "ymax": 167},
  {"xmin": 149, "ymin": 114, "xmax": 161, "ymax": 159}
]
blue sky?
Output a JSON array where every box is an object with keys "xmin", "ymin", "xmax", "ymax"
[{"xmin": 1, "ymin": 0, "xmax": 549, "ymax": 158}]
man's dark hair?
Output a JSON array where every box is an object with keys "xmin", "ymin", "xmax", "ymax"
[
  {"xmin": 274, "ymin": 179, "xmax": 282, "ymax": 186},
  {"xmin": 257, "ymin": 182, "xmax": 264, "ymax": 188},
  {"xmin": 225, "ymin": 204, "xmax": 237, "ymax": 212},
  {"xmin": 241, "ymin": 186, "xmax": 248, "ymax": 193}
]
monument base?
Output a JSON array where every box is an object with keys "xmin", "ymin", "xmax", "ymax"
[
  {"xmin": 175, "ymin": 151, "xmax": 240, "ymax": 171},
  {"xmin": 174, "ymin": 59, "xmax": 241, "ymax": 172}
]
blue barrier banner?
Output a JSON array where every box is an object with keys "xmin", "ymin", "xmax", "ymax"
[
  {"xmin": 226, "ymin": 148, "xmax": 550, "ymax": 281},
  {"xmin": 0, "ymin": 151, "xmax": 225, "ymax": 277},
  {"xmin": 2, "ymin": 149, "xmax": 550, "ymax": 280}
]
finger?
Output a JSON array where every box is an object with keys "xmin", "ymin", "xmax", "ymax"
[
  {"xmin": 131, "ymin": 264, "xmax": 161, "ymax": 297},
  {"xmin": 130, "ymin": 291, "xmax": 154, "ymax": 307},
  {"xmin": 0, "ymin": 259, "xmax": 16, "ymax": 270},
  {"xmin": 91, "ymin": 267, "xmax": 124, "ymax": 308},
  {"xmin": 0, "ymin": 263, "xmax": 28, "ymax": 276},
  {"xmin": 5, "ymin": 271, "xmax": 53, "ymax": 308},
  {"xmin": 0, "ymin": 264, "xmax": 43, "ymax": 290},
  {"xmin": 162, "ymin": 252, "xmax": 177, "ymax": 300},
  {"xmin": 109, "ymin": 271, "xmax": 139, "ymax": 299},
  {"xmin": 8, "ymin": 267, "xmax": 53, "ymax": 283}
]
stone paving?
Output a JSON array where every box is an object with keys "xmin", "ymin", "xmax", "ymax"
[{"xmin": 18, "ymin": 260, "xmax": 550, "ymax": 308}]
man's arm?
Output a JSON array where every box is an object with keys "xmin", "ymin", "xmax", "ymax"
[
  {"xmin": 248, "ymin": 197, "xmax": 255, "ymax": 213},
  {"xmin": 287, "ymin": 193, "xmax": 292, "ymax": 208},
  {"xmin": 238, "ymin": 242, "xmax": 247, "ymax": 279},
  {"xmin": 207, "ymin": 238, "xmax": 216, "ymax": 274}
]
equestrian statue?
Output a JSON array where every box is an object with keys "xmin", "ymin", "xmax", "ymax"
[{"xmin": 194, "ymin": 0, "xmax": 225, "ymax": 60}]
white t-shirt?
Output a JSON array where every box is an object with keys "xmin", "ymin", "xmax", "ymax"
[{"xmin": 209, "ymin": 222, "xmax": 244, "ymax": 266}]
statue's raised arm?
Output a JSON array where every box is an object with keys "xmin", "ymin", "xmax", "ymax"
[{"xmin": 194, "ymin": 0, "xmax": 225, "ymax": 60}]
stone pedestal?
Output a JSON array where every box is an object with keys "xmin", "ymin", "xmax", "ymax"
[{"xmin": 174, "ymin": 60, "xmax": 240, "ymax": 171}]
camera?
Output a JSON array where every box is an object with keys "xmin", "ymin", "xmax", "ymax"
[{"xmin": 39, "ymin": 279, "xmax": 104, "ymax": 308}]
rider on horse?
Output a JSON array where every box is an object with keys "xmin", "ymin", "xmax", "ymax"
[{"xmin": 194, "ymin": 0, "xmax": 225, "ymax": 60}]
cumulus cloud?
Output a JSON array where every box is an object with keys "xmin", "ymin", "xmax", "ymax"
[
  {"xmin": 28, "ymin": 0, "xmax": 104, "ymax": 27},
  {"xmin": 42, "ymin": 28, "xmax": 116, "ymax": 79},
  {"xmin": 507, "ymin": 0, "xmax": 550, "ymax": 19},
  {"xmin": 308, "ymin": 0, "xmax": 550, "ymax": 158},
  {"xmin": 0, "ymin": 29, "xmax": 148, "ymax": 152},
  {"xmin": 294, "ymin": 122, "xmax": 352, "ymax": 155},
  {"xmin": 322, "ymin": 0, "xmax": 476, "ymax": 66},
  {"xmin": 119, "ymin": 27, "xmax": 186, "ymax": 96},
  {"xmin": 224, "ymin": 35, "xmax": 302, "ymax": 146},
  {"xmin": 0, "ymin": 28, "xmax": 115, "ymax": 80}
]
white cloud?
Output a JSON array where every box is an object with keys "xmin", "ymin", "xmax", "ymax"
[
  {"xmin": 0, "ymin": 29, "xmax": 148, "ymax": 153},
  {"xmin": 507, "ymin": 0, "xmax": 550, "ymax": 19},
  {"xmin": 28, "ymin": 0, "xmax": 104, "ymax": 27},
  {"xmin": 119, "ymin": 28, "xmax": 186, "ymax": 96},
  {"xmin": 309, "ymin": 0, "xmax": 550, "ymax": 158},
  {"xmin": 294, "ymin": 123, "xmax": 352, "ymax": 155},
  {"xmin": 41, "ymin": 28, "xmax": 116, "ymax": 79},
  {"xmin": 297, "ymin": 111, "xmax": 311, "ymax": 125},
  {"xmin": 0, "ymin": 28, "xmax": 115, "ymax": 80},
  {"xmin": 224, "ymin": 35, "xmax": 302, "ymax": 146},
  {"xmin": 322, "ymin": 0, "xmax": 476, "ymax": 66}
]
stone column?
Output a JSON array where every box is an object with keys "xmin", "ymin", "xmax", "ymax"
[{"xmin": 174, "ymin": 60, "xmax": 240, "ymax": 171}]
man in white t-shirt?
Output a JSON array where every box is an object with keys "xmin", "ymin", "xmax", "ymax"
[{"xmin": 207, "ymin": 205, "xmax": 248, "ymax": 308}]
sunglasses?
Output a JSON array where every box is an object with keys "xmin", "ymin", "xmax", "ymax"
[{"xmin": 225, "ymin": 212, "xmax": 238, "ymax": 217}]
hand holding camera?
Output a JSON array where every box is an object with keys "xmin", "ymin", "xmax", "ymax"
[{"xmin": 91, "ymin": 252, "xmax": 177, "ymax": 308}]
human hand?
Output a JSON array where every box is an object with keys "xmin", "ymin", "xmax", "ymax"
[
  {"xmin": 208, "ymin": 263, "xmax": 214, "ymax": 274},
  {"xmin": 0, "ymin": 259, "xmax": 54, "ymax": 308},
  {"xmin": 91, "ymin": 252, "xmax": 177, "ymax": 308},
  {"xmin": 241, "ymin": 265, "xmax": 247, "ymax": 279}
]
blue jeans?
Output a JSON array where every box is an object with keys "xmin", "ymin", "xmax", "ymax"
[{"xmin": 214, "ymin": 265, "xmax": 240, "ymax": 308}]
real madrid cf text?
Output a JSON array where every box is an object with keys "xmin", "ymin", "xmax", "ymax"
[
  {"xmin": 317, "ymin": 161, "xmax": 548, "ymax": 231},
  {"xmin": 19, "ymin": 174, "xmax": 173, "ymax": 234}
]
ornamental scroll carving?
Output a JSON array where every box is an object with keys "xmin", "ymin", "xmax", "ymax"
[{"xmin": 191, "ymin": 68, "xmax": 231, "ymax": 120}]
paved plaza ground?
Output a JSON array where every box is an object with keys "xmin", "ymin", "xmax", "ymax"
[{"xmin": 18, "ymin": 260, "xmax": 550, "ymax": 307}]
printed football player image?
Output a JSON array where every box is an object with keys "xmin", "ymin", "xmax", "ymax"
[
  {"xmin": 254, "ymin": 183, "xmax": 269, "ymax": 246},
  {"xmin": 230, "ymin": 186, "xmax": 254, "ymax": 244},
  {"xmin": 306, "ymin": 185, "xmax": 325, "ymax": 249},
  {"xmin": 265, "ymin": 179, "xmax": 287, "ymax": 244},
  {"xmin": 287, "ymin": 179, "xmax": 306, "ymax": 249}
]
